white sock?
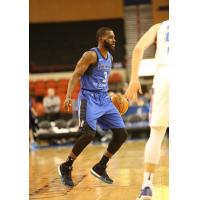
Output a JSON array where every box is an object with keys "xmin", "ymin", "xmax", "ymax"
[{"xmin": 142, "ymin": 172, "xmax": 154, "ymax": 189}]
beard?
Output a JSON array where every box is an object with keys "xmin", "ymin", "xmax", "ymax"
[{"xmin": 103, "ymin": 40, "xmax": 115, "ymax": 53}]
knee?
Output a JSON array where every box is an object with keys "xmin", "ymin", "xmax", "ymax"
[
  {"xmin": 107, "ymin": 128, "xmax": 128, "ymax": 155},
  {"xmin": 120, "ymin": 129, "xmax": 128, "ymax": 142},
  {"xmin": 81, "ymin": 122, "xmax": 96, "ymax": 141},
  {"xmin": 72, "ymin": 123, "xmax": 96, "ymax": 156},
  {"xmin": 150, "ymin": 126, "xmax": 167, "ymax": 143},
  {"xmin": 112, "ymin": 128, "xmax": 128, "ymax": 142}
]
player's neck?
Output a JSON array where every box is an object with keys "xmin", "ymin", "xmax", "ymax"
[{"xmin": 97, "ymin": 45, "xmax": 108, "ymax": 59}]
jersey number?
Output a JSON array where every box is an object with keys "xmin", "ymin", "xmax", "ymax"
[{"xmin": 103, "ymin": 71, "xmax": 108, "ymax": 83}]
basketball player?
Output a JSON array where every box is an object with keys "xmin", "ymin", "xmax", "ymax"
[
  {"xmin": 125, "ymin": 20, "xmax": 169, "ymax": 199},
  {"xmin": 58, "ymin": 27, "xmax": 128, "ymax": 187}
]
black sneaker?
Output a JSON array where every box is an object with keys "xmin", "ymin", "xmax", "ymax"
[
  {"xmin": 90, "ymin": 164, "xmax": 113, "ymax": 184},
  {"xmin": 58, "ymin": 163, "xmax": 74, "ymax": 187}
]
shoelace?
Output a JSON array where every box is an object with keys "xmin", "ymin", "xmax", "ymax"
[{"xmin": 101, "ymin": 168, "xmax": 112, "ymax": 180}]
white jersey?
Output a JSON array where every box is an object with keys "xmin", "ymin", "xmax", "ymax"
[
  {"xmin": 155, "ymin": 20, "xmax": 169, "ymax": 66},
  {"xmin": 151, "ymin": 20, "xmax": 169, "ymax": 127}
]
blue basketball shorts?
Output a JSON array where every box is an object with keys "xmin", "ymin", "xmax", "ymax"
[{"xmin": 78, "ymin": 90, "xmax": 125, "ymax": 131}]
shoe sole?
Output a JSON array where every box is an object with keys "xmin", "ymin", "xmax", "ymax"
[
  {"xmin": 136, "ymin": 196, "xmax": 152, "ymax": 200},
  {"xmin": 57, "ymin": 165, "xmax": 62, "ymax": 176},
  {"xmin": 90, "ymin": 169, "xmax": 113, "ymax": 184}
]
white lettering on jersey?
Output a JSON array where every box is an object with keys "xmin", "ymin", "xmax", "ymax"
[{"xmin": 155, "ymin": 20, "xmax": 169, "ymax": 66}]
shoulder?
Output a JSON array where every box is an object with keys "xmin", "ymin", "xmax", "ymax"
[
  {"xmin": 81, "ymin": 50, "xmax": 97, "ymax": 64},
  {"xmin": 150, "ymin": 20, "xmax": 169, "ymax": 33},
  {"xmin": 82, "ymin": 50, "xmax": 97, "ymax": 58},
  {"xmin": 43, "ymin": 97, "xmax": 49, "ymax": 102},
  {"xmin": 149, "ymin": 23, "xmax": 161, "ymax": 33}
]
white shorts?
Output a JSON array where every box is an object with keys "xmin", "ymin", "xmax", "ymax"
[{"xmin": 149, "ymin": 66, "xmax": 169, "ymax": 127}]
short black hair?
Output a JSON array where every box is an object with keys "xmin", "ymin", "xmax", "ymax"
[{"xmin": 96, "ymin": 27, "xmax": 113, "ymax": 42}]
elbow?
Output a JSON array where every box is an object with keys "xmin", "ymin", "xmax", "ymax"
[{"xmin": 72, "ymin": 72, "xmax": 82, "ymax": 80}]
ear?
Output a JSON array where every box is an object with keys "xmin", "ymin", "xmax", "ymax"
[{"xmin": 99, "ymin": 36, "xmax": 104, "ymax": 42}]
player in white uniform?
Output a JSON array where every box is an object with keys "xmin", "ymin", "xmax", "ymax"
[{"xmin": 125, "ymin": 20, "xmax": 169, "ymax": 200}]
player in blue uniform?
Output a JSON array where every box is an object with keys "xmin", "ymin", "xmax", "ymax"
[{"xmin": 58, "ymin": 27, "xmax": 128, "ymax": 187}]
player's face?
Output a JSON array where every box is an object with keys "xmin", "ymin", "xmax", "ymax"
[{"xmin": 102, "ymin": 31, "xmax": 116, "ymax": 52}]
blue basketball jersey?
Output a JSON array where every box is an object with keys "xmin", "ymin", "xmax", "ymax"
[
  {"xmin": 80, "ymin": 47, "xmax": 112, "ymax": 92},
  {"xmin": 78, "ymin": 48, "xmax": 125, "ymax": 131}
]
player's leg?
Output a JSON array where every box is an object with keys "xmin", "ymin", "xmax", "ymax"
[
  {"xmin": 91, "ymin": 127, "xmax": 128, "ymax": 184},
  {"xmin": 137, "ymin": 71, "xmax": 169, "ymax": 200},
  {"xmin": 90, "ymin": 103, "xmax": 128, "ymax": 184},
  {"xmin": 137, "ymin": 126, "xmax": 167, "ymax": 200},
  {"xmin": 58, "ymin": 99, "xmax": 98, "ymax": 187}
]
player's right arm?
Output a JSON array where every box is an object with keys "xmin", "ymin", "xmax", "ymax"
[
  {"xmin": 125, "ymin": 23, "xmax": 161, "ymax": 101},
  {"xmin": 64, "ymin": 51, "xmax": 97, "ymax": 111}
]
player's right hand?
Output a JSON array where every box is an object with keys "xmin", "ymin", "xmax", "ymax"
[
  {"xmin": 64, "ymin": 97, "xmax": 73, "ymax": 111},
  {"xmin": 125, "ymin": 79, "xmax": 142, "ymax": 102}
]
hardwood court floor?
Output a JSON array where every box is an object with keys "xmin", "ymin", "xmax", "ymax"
[{"xmin": 30, "ymin": 138, "xmax": 169, "ymax": 200}]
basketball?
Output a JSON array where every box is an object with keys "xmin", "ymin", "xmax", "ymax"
[{"xmin": 111, "ymin": 93, "xmax": 129, "ymax": 115}]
